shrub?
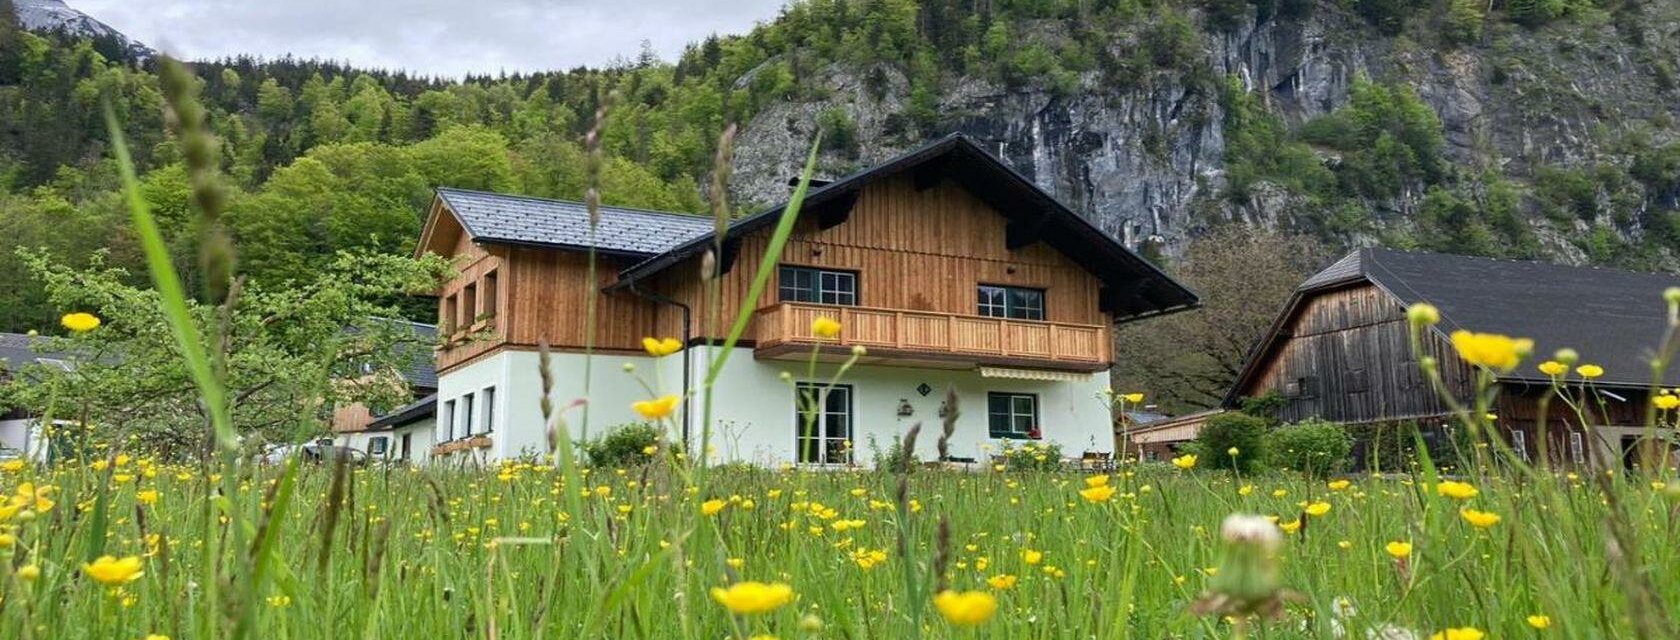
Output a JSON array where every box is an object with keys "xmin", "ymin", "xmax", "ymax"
[
  {"xmin": 1194, "ymin": 413, "xmax": 1269, "ymax": 473},
  {"xmin": 869, "ymin": 433, "xmax": 921, "ymax": 473},
  {"xmin": 998, "ymin": 440, "xmax": 1064, "ymax": 472},
  {"xmin": 1266, "ymin": 418, "xmax": 1354, "ymax": 477},
  {"xmin": 582, "ymin": 423, "xmax": 662, "ymax": 468}
]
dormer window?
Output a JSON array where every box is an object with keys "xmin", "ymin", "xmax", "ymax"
[{"xmin": 779, "ymin": 266, "xmax": 857, "ymax": 305}]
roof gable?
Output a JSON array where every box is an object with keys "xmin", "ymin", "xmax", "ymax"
[
  {"xmin": 610, "ymin": 133, "xmax": 1198, "ymax": 321},
  {"xmin": 1228, "ymin": 248, "xmax": 1680, "ymax": 403},
  {"xmin": 422, "ymin": 188, "xmax": 713, "ymax": 258}
]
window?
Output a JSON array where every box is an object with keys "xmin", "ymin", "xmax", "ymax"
[
  {"xmin": 1510, "ymin": 429, "xmax": 1528, "ymax": 461},
  {"xmin": 400, "ymin": 433, "xmax": 412, "ymax": 460},
  {"xmin": 779, "ymin": 266, "xmax": 858, "ymax": 305},
  {"xmin": 794, "ymin": 383, "xmax": 853, "ymax": 464},
  {"xmin": 480, "ymin": 386, "xmax": 496, "ymax": 434},
  {"xmin": 369, "ymin": 436, "xmax": 388, "ymax": 456},
  {"xmin": 1570, "ymin": 431, "xmax": 1585, "ymax": 464},
  {"xmin": 482, "ymin": 270, "xmax": 499, "ymax": 319},
  {"xmin": 462, "ymin": 281, "xmax": 479, "ymax": 326},
  {"xmin": 977, "ymin": 285, "xmax": 1045, "ymax": 320},
  {"xmin": 440, "ymin": 400, "xmax": 456, "ymax": 443},
  {"xmin": 988, "ymin": 392, "xmax": 1039, "ymax": 439},
  {"xmin": 459, "ymin": 392, "xmax": 475, "ymax": 440},
  {"xmin": 443, "ymin": 295, "xmax": 459, "ymax": 333}
]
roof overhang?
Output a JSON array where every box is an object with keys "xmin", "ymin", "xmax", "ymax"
[{"xmin": 607, "ymin": 134, "xmax": 1199, "ymax": 323}]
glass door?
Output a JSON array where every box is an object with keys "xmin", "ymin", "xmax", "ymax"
[{"xmin": 795, "ymin": 383, "xmax": 853, "ymax": 465}]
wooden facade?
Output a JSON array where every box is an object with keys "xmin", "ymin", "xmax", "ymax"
[
  {"xmin": 428, "ymin": 174, "xmax": 1120, "ymax": 375},
  {"xmin": 1236, "ymin": 283, "xmax": 1475, "ymax": 425},
  {"xmin": 1234, "ymin": 281, "xmax": 1669, "ymax": 470}
]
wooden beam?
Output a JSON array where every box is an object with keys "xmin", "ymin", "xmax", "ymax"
[
  {"xmin": 716, "ymin": 236, "xmax": 743, "ymax": 276},
  {"xmin": 814, "ymin": 190, "xmax": 859, "ymax": 231},
  {"xmin": 911, "ymin": 157, "xmax": 949, "ymax": 191},
  {"xmin": 1005, "ymin": 214, "xmax": 1047, "ymax": 250}
]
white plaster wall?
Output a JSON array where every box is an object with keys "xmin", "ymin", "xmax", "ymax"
[
  {"xmin": 0, "ymin": 418, "xmax": 32, "ymax": 454},
  {"xmin": 678, "ymin": 346, "xmax": 1115, "ymax": 467},
  {"xmin": 437, "ymin": 350, "xmax": 658, "ymax": 460},
  {"xmin": 440, "ymin": 346, "xmax": 1115, "ymax": 468},
  {"xmin": 332, "ymin": 419, "xmax": 435, "ymax": 465}
]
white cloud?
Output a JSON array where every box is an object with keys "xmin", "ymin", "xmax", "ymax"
[{"xmin": 73, "ymin": 0, "xmax": 788, "ymax": 77}]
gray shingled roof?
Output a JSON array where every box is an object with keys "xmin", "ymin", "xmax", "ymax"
[
  {"xmin": 368, "ymin": 393, "xmax": 436, "ymax": 430},
  {"xmin": 1315, "ymin": 248, "xmax": 1680, "ymax": 388},
  {"xmin": 386, "ymin": 320, "xmax": 438, "ymax": 391},
  {"xmin": 436, "ymin": 187, "xmax": 713, "ymax": 256},
  {"xmin": 0, "ymin": 333, "xmax": 54, "ymax": 371}
]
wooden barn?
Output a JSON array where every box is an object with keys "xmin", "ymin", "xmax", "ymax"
[{"xmin": 1227, "ymin": 248, "xmax": 1680, "ymax": 470}]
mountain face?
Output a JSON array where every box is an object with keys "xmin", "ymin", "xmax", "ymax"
[
  {"xmin": 13, "ymin": 0, "xmax": 150, "ymax": 57},
  {"xmin": 729, "ymin": 2, "xmax": 1680, "ymax": 265}
]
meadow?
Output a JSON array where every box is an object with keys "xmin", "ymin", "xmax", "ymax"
[{"xmin": 2, "ymin": 439, "xmax": 1679, "ymax": 639}]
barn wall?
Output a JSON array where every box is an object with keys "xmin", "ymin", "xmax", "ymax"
[{"xmin": 1239, "ymin": 283, "xmax": 1475, "ymax": 424}]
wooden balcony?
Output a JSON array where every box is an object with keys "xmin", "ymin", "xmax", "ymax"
[{"xmin": 754, "ymin": 302, "xmax": 1111, "ymax": 372}]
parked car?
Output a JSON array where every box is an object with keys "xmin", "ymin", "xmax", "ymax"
[{"xmin": 261, "ymin": 443, "xmax": 370, "ymax": 466}]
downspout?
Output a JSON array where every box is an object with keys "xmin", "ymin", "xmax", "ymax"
[{"xmin": 623, "ymin": 280, "xmax": 694, "ymax": 447}]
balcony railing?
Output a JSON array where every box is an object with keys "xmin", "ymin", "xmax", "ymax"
[{"xmin": 754, "ymin": 302, "xmax": 1110, "ymax": 370}]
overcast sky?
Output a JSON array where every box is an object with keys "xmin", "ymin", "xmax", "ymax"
[{"xmin": 74, "ymin": 0, "xmax": 789, "ymax": 77}]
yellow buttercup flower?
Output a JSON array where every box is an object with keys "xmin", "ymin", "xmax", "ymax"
[
  {"xmin": 1121, "ymin": 392, "xmax": 1145, "ymax": 404},
  {"xmin": 1022, "ymin": 549, "xmax": 1043, "ymax": 565},
  {"xmin": 701, "ymin": 499, "xmax": 727, "ymax": 516},
  {"xmin": 145, "ymin": 635, "xmax": 171, "ymax": 640},
  {"xmin": 0, "ymin": 460, "xmax": 23, "ymax": 473},
  {"xmin": 1656, "ymin": 395, "xmax": 1680, "ymax": 411},
  {"xmin": 1407, "ymin": 302, "xmax": 1440, "ymax": 325},
  {"xmin": 1459, "ymin": 508, "xmax": 1501, "ymax": 528},
  {"xmin": 1278, "ymin": 518, "xmax": 1302, "ymax": 534},
  {"xmin": 1538, "ymin": 360, "xmax": 1568, "ymax": 376},
  {"xmin": 641, "ymin": 336, "xmax": 682, "ymax": 357},
  {"xmin": 137, "ymin": 490, "xmax": 159, "ymax": 506},
  {"xmin": 1576, "ymin": 364, "xmax": 1604, "ymax": 379},
  {"xmin": 709, "ymin": 581, "xmax": 794, "ymax": 615},
  {"xmin": 83, "ymin": 555, "xmax": 144, "ymax": 586},
  {"xmin": 1327, "ymin": 480, "xmax": 1351, "ymax": 491},
  {"xmin": 1429, "ymin": 628, "xmax": 1485, "ymax": 640},
  {"xmin": 933, "ymin": 590, "xmax": 997, "ymax": 627},
  {"xmin": 986, "ymin": 574, "xmax": 1018, "ymax": 590},
  {"xmin": 1171, "ymin": 454, "xmax": 1197, "ymax": 470},
  {"xmin": 631, "ymin": 395, "xmax": 680, "ymax": 420},
  {"xmin": 1083, "ymin": 475, "xmax": 1109, "ymax": 488},
  {"xmin": 1078, "ymin": 484, "xmax": 1116, "ymax": 503},
  {"xmin": 61, "ymin": 312, "xmax": 101, "ymax": 333},
  {"xmin": 1304, "ymin": 502, "xmax": 1331, "ymax": 517},
  {"xmin": 1436, "ymin": 480, "xmax": 1479, "ymax": 500},
  {"xmin": 1450, "ymin": 330, "xmax": 1532, "ymax": 372},
  {"xmin": 1526, "ymin": 615, "xmax": 1551, "ymax": 629},
  {"xmin": 1385, "ymin": 541, "xmax": 1413, "ymax": 559},
  {"xmin": 810, "ymin": 316, "xmax": 842, "ymax": 339}
]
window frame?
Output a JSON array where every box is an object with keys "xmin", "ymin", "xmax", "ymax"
[
  {"xmin": 778, "ymin": 265, "xmax": 859, "ymax": 306},
  {"xmin": 459, "ymin": 392, "xmax": 475, "ymax": 441},
  {"xmin": 987, "ymin": 392, "xmax": 1040, "ymax": 440},
  {"xmin": 793, "ymin": 382, "xmax": 855, "ymax": 465},
  {"xmin": 976, "ymin": 284, "xmax": 1046, "ymax": 321},
  {"xmin": 440, "ymin": 400, "xmax": 456, "ymax": 443},
  {"xmin": 480, "ymin": 386, "xmax": 496, "ymax": 434}
]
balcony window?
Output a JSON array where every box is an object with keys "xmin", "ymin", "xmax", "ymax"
[
  {"xmin": 794, "ymin": 382, "xmax": 853, "ymax": 464},
  {"xmin": 988, "ymin": 392, "xmax": 1039, "ymax": 439},
  {"xmin": 978, "ymin": 285, "xmax": 1045, "ymax": 321},
  {"xmin": 779, "ymin": 266, "xmax": 857, "ymax": 306}
]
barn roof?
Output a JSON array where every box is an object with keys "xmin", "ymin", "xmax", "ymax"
[
  {"xmin": 433, "ymin": 187, "xmax": 713, "ymax": 258},
  {"xmin": 1228, "ymin": 248, "xmax": 1680, "ymax": 402},
  {"xmin": 609, "ymin": 133, "xmax": 1199, "ymax": 322}
]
